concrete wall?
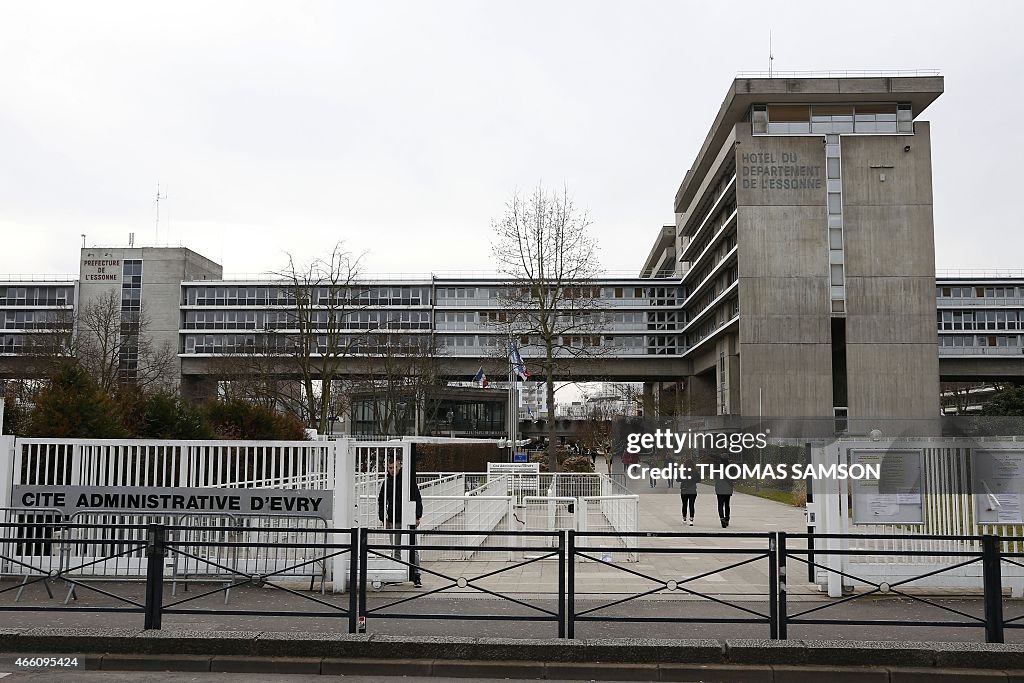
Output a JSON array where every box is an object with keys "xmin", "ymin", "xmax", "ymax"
[
  {"xmin": 78, "ymin": 247, "xmax": 222, "ymax": 388},
  {"xmin": 840, "ymin": 123, "xmax": 940, "ymax": 423},
  {"xmin": 734, "ymin": 127, "xmax": 833, "ymax": 418}
]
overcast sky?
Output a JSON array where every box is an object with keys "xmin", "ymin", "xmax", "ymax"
[{"xmin": 1, "ymin": 0, "xmax": 1020, "ymax": 278}]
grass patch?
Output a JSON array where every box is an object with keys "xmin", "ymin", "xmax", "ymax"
[{"xmin": 734, "ymin": 483, "xmax": 805, "ymax": 507}]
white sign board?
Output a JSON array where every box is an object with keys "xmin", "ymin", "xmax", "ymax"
[
  {"xmin": 488, "ymin": 462, "xmax": 540, "ymax": 476},
  {"xmin": 487, "ymin": 461, "xmax": 540, "ymax": 490},
  {"xmin": 972, "ymin": 450, "xmax": 1024, "ymax": 525},
  {"xmin": 12, "ymin": 485, "xmax": 333, "ymax": 520},
  {"xmin": 851, "ymin": 449, "xmax": 924, "ymax": 525}
]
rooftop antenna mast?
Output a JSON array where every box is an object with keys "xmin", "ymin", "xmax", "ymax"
[
  {"xmin": 769, "ymin": 32, "xmax": 774, "ymax": 78},
  {"xmin": 155, "ymin": 182, "xmax": 168, "ymax": 245}
]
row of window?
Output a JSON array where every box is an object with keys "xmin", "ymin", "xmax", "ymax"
[
  {"xmin": 938, "ymin": 311, "xmax": 1024, "ymax": 331},
  {"xmin": 182, "ymin": 310, "xmax": 433, "ymax": 330},
  {"xmin": 683, "ymin": 167, "xmax": 736, "ymax": 243},
  {"xmin": 432, "ymin": 334, "xmax": 678, "ymax": 354},
  {"xmin": 687, "ymin": 241, "xmax": 737, "ymax": 298},
  {"xmin": 752, "ymin": 103, "xmax": 913, "ymax": 135},
  {"xmin": 0, "ymin": 334, "xmax": 24, "ymax": 353},
  {"xmin": 0, "ymin": 287, "xmax": 74, "ymax": 307},
  {"xmin": 182, "ymin": 284, "xmax": 687, "ymax": 308},
  {"xmin": 939, "ymin": 335, "xmax": 1020, "ymax": 347},
  {"xmin": 938, "ymin": 286, "xmax": 1024, "ymax": 299},
  {"xmin": 2, "ymin": 311, "xmax": 63, "ymax": 330},
  {"xmin": 687, "ymin": 298, "xmax": 739, "ymax": 348},
  {"xmin": 118, "ymin": 260, "xmax": 143, "ymax": 383},
  {"xmin": 683, "ymin": 183, "xmax": 737, "ymax": 256},
  {"xmin": 686, "ymin": 269, "xmax": 739, "ymax": 326},
  {"xmin": 184, "ymin": 286, "xmax": 432, "ymax": 307},
  {"xmin": 183, "ymin": 334, "xmax": 432, "ymax": 355}
]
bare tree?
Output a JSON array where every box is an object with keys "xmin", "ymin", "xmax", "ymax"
[
  {"xmin": 21, "ymin": 307, "xmax": 76, "ymax": 376},
  {"xmin": 273, "ymin": 243, "xmax": 367, "ymax": 434},
  {"xmin": 939, "ymin": 381, "xmax": 998, "ymax": 415},
  {"xmin": 577, "ymin": 403, "xmax": 622, "ymax": 475},
  {"xmin": 217, "ymin": 351, "xmax": 302, "ymax": 413},
  {"xmin": 605, "ymin": 382, "xmax": 644, "ymax": 417},
  {"xmin": 74, "ymin": 290, "xmax": 176, "ymax": 393},
  {"xmin": 350, "ymin": 333, "xmax": 445, "ymax": 437},
  {"xmin": 490, "ymin": 184, "xmax": 606, "ymax": 472}
]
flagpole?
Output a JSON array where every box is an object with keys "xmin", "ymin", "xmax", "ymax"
[{"xmin": 508, "ymin": 334, "xmax": 515, "ymax": 462}]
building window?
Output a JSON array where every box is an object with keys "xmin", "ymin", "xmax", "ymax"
[{"xmin": 830, "ymin": 264, "xmax": 844, "ymax": 286}]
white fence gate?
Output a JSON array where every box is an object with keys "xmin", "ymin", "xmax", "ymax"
[
  {"xmin": 0, "ymin": 436, "xmax": 348, "ymax": 591},
  {"xmin": 1, "ymin": 436, "xmax": 640, "ymax": 591}
]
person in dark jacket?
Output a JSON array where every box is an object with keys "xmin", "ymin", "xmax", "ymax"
[
  {"xmin": 377, "ymin": 458, "xmax": 423, "ymax": 527},
  {"xmin": 714, "ymin": 455, "xmax": 735, "ymax": 528},
  {"xmin": 377, "ymin": 458, "xmax": 424, "ymax": 586},
  {"xmin": 679, "ymin": 459, "xmax": 698, "ymax": 526}
]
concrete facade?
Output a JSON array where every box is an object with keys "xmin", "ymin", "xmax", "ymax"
[
  {"xmin": 650, "ymin": 76, "xmax": 946, "ymax": 432},
  {"xmin": 76, "ymin": 247, "xmax": 222, "ymax": 387}
]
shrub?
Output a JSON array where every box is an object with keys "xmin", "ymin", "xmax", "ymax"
[
  {"xmin": 204, "ymin": 399, "xmax": 307, "ymax": 440},
  {"xmin": 561, "ymin": 455, "xmax": 595, "ymax": 473},
  {"xmin": 139, "ymin": 393, "xmax": 211, "ymax": 439},
  {"xmin": 26, "ymin": 361, "xmax": 127, "ymax": 438}
]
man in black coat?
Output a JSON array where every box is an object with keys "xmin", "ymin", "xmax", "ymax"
[{"xmin": 377, "ymin": 458, "xmax": 424, "ymax": 586}]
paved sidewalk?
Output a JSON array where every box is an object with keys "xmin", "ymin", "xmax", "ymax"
[{"xmin": 416, "ymin": 466, "xmax": 816, "ymax": 599}]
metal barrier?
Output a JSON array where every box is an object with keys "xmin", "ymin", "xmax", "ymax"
[
  {"xmin": 418, "ymin": 496, "xmax": 513, "ymax": 561},
  {"xmin": 0, "ymin": 507, "xmax": 65, "ymax": 601},
  {"xmin": 779, "ymin": 532, "xmax": 1006, "ymax": 642},
  {"xmin": 4, "ymin": 522, "xmax": 1024, "ymax": 642},
  {"xmin": 0, "ymin": 521, "xmax": 149, "ymax": 619},
  {"xmin": 155, "ymin": 524, "xmax": 357, "ymax": 631},
  {"xmin": 359, "ymin": 527, "xmax": 565, "ymax": 637},
  {"xmin": 578, "ymin": 497, "xmax": 639, "ymax": 562},
  {"xmin": 568, "ymin": 530, "xmax": 777, "ymax": 639}
]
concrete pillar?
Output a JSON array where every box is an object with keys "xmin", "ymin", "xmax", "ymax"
[
  {"xmin": 726, "ymin": 353, "xmax": 741, "ymax": 415},
  {"xmin": 642, "ymin": 382, "xmax": 656, "ymax": 418},
  {"xmin": 685, "ymin": 372, "xmax": 717, "ymax": 416}
]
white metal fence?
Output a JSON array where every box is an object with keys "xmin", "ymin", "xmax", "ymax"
[
  {"xmin": 0, "ymin": 436, "xmax": 347, "ymax": 590},
  {"xmin": 1, "ymin": 437, "xmax": 640, "ymax": 589}
]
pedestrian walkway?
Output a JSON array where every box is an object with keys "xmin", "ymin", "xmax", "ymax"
[
  {"xmin": 414, "ymin": 462, "xmax": 817, "ymax": 599},
  {"xmin": 610, "ymin": 453, "xmax": 808, "ymax": 533}
]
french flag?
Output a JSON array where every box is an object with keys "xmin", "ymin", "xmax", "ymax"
[{"xmin": 473, "ymin": 367, "xmax": 489, "ymax": 388}]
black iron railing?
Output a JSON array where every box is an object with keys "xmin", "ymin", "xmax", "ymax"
[{"xmin": 1, "ymin": 522, "xmax": 1021, "ymax": 642}]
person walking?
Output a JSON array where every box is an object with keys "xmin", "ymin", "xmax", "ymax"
[
  {"xmin": 679, "ymin": 459, "xmax": 697, "ymax": 526},
  {"xmin": 378, "ymin": 457, "xmax": 424, "ymax": 586},
  {"xmin": 714, "ymin": 455, "xmax": 735, "ymax": 528}
]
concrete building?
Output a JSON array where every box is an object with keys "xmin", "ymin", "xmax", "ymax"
[
  {"xmin": 4, "ymin": 75, "xmax": 1024, "ymax": 433},
  {"xmin": 78, "ymin": 247, "xmax": 221, "ymax": 384},
  {"xmin": 642, "ymin": 75, "xmax": 946, "ymax": 432},
  {"xmin": 935, "ymin": 275, "xmax": 1024, "ymax": 381}
]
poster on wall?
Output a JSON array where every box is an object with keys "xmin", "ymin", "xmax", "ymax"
[
  {"xmin": 972, "ymin": 450, "xmax": 1024, "ymax": 525},
  {"xmin": 851, "ymin": 449, "xmax": 924, "ymax": 525}
]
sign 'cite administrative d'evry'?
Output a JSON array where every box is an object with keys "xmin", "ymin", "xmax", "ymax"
[{"xmin": 13, "ymin": 485, "xmax": 333, "ymax": 520}]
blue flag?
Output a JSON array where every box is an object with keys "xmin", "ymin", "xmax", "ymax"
[{"xmin": 510, "ymin": 342, "xmax": 529, "ymax": 381}]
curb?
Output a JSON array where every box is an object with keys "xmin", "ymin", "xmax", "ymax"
[{"xmin": 3, "ymin": 629, "xmax": 1024, "ymax": 677}]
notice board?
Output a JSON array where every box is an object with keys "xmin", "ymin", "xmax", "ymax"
[
  {"xmin": 851, "ymin": 449, "xmax": 924, "ymax": 525},
  {"xmin": 972, "ymin": 450, "xmax": 1024, "ymax": 525}
]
